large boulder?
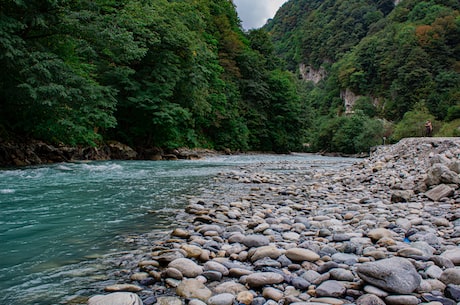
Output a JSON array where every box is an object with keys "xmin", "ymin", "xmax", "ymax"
[
  {"xmin": 357, "ymin": 257, "xmax": 421, "ymax": 294},
  {"xmin": 107, "ymin": 141, "xmax": 137, "ymax": 160},
  {"xmin": 425, "ymin": 163, "xmax": 460, "ymax": 186}
]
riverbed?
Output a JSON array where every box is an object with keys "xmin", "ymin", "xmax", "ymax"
[{"xmin": 0, "ymin": 154, "xmax": 357, "ymax": 305}]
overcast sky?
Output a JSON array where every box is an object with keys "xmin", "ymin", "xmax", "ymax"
[{"xmin": 233, "ymin": 0, "xmax": 289, "ymax": 30}]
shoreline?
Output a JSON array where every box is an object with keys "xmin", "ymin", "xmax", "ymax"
[{"xmin": 82, "ymin": 138, "xmax": 459, "ymax": 305}]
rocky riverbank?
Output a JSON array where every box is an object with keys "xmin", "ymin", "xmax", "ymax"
[
  {"xmin": 0, "ymin": 139, "xmax": 218, "ymax": 167},
  {"xmin": 86, "ymin": 138, "xmax": 460, "ymax": 305}
]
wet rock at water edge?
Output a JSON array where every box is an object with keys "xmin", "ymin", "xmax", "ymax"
[{"xmin": 87, "ymin": 292, "xmax": 143, "ymax": 305}]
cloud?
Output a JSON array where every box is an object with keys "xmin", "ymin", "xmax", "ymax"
[{"xmin": 233, "ymin": 0, "xmax": 288, "ymax": 30}]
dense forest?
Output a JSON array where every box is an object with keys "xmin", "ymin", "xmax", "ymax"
[
  {"xmin": 266, "ymin": 0, "xmax": 460, "ymax": 153},
  {"xmin": 0, "ymin": 0, "xmax": 459, "ymax": 157}
]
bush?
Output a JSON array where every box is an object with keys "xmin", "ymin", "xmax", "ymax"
[
  {"xmin": 310, "ymin": 111, "xmax": 384, "ymax": 154},
  {"xmin": 391, "ymin": 103, "xmax": 436, "ymax": 140},
  {"xmin": 437, "ymin": 119, "xmax": 460, "ymax": 137}
]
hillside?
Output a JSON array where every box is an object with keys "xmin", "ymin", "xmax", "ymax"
[
  {"xmin": 0, "ymin": 0, "xmax": 459, "ymax": 164},
  {"xmin": 266, "ymin": 0, "xmax": 460, "ymax": 151}
]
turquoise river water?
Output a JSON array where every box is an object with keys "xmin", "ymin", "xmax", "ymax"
[{"xmin": 0, "ymin": 154, "xmax": 357, "ymax": 305}]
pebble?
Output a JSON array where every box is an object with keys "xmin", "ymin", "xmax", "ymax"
[{"xmin": 87, "ymin": 138, "xmax": 460, "ymax": 305}]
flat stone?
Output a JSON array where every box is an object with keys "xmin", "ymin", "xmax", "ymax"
[
  {"xmin": 285, "ymin": 248, "xmax": 320, "ymax": 262},
  {"xmin": 315, "ymin": 280, "xmax": 346, "ymax": 298},
  {"xmin": 385, "ymin": 295, "xmax": 419, "ymax": 305},
  {"xmin": 246, "ymin": 272, "xmax": 285, "ymax": 288},
  {"xmin": 88, "ymin": 292, "xmax": 143, "ymax": 305},
  {"xmin": 242, "ymin": 234, "xmax": 270, "ymax": 247},
  {"xmin": 103, "ymin": 284, "xmax": 143, "ymax": 292},
  {"xmin": 309, "ymin": 297, "xmax": 344, "ymax": 305}
]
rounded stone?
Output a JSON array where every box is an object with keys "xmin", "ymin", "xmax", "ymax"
[
  {"xmin": 285, "ymin": 248, "xmax": 320, "ymax": 262},
  {"xmin": 440, "ymin": 268, "xmax": 460, "ymax": 285},
  {"xmin": 242, "ymin": 234, "xmax": 270, "ymax": 248},
  {"xmin": 168, "ymin": 258, "xmax": 203, "ymax": 278},
  {"xmin": 441, "ymin": 248, "xmax": 460, "ymax": 265},
  {"xmin": 385, "ymin": 295, "xmax": 419, "ymax": 305},
  {"xmin": 263, "ymin": 287, "xmax": 284, "ymax": 301},
  {"xmin": 88, "ymin": 292, "xmax": 143, "ymax": 305},
  {"xmin": 175, "ymin": 279, "xmax": 212, "ymax": 301},
  {"xmin": 357, "ymin": 257, "xmax": 421, "ymax": 294},
  {"xmin": 356, "ymin": 294, "xmax": 386, "ymax": 305},
  {"xmin": 207, "ymin": 293, "xmax": 235, "ymax": 305}
]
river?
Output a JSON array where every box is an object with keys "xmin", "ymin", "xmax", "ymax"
[{"xmin": 0, "ymin": 154, "xmax": 357, "ymax": 304}]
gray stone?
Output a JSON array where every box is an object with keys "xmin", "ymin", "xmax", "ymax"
[
  {"xmin": 384, "ymin": 295, "xmax": 419, "ymax": 305},
  {"xmin": 203, "ymin": 261, "xmax": 230, "ymax": 276},
  {"xmin": 246, "ymin": 272, "xmax": 285, "ymax": 288},
  {"xmin": 249, "ymin": 245, "xmax": 284, "ymax": 262},
  {"xmin": 391, "ymin": 190, "xmax": 414, "ymax": 202},
  {"xmin": 441, "ymin": 248, "xmax": 460, "ymax": 265},
  {"xmin": 356, "ymin": 257, "xmax": 421, "ymax": 294},
  {"xmin": 207, "ymin": 293, "xmax": 235, "ymax": 305},
  {"xmin": 88, "ymin": 292, "xmax": 143, "ymax": 305},
  {"xmin": 426, "ymin": 163, "xmax": 460, "ymax": 186},
  {"xmin": 156, "ymin": 297, "xmax": 183, "ymax": 305},
  {"xmin": 242, "ymin": 234, "xmax": 270, "ymax": 248},
  {"xmin": 440, "ymin": 268, "xmax": 460, "ymax": 285},
  {"xmin": 425, "ymin": 184, "xmax": 455, "ymax": 201},
  {"xmin": 315, "ymin": 280, "xmax": 346, "ymax": 298},
  {"xmin": 103, "ymin": 284, "xmax": 143, "ymax": 292},
  {"xmin": 329, "ymin": 268, "xmax": 355, "ymax": 281},
  {"xmin": 426, "ymin": 265, "xmax": 443, "ymax": 279},
  {"xmin": 356, "ymin": 294, "xmax": 386, "ymax": 305},
  {"xmin": 331, "ymin": 253, "xmax": 359, "ymax": 265},
  {"xmin": 168, "ymin": 258, "xmax": 203, "ymax": 278}
]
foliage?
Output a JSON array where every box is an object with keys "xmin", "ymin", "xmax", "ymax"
[
  {"xmin": 437, "ymin": 119, "xmax": 460, "ymax": 137},
  {"xmin": 310, "ymin": 111, "xmax": 385, "ymax": 154},
  {"xmin": 391, "ymin": 103, "xmax": 437, "ymax": 140},
  {"xmin": 1, "ymin": 0, "xmax": 458, "ymax": 155},
  {"xmin": 267, "ymin": 0, "xmax": 459, "ymax": 154}
]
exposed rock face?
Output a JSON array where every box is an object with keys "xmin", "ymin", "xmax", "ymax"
[{"xmin": 299, "ymin": 64, "xmax": 327, "ymax": 84}]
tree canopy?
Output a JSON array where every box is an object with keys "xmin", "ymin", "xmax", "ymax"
[{"xmin": 1, "ymin": 0, "xmax": 458, "ymax": 156}]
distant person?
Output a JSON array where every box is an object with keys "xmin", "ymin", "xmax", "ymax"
[{"xmin": 425, "ymin": 120, "xmax": 433, "ymax": 137}]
